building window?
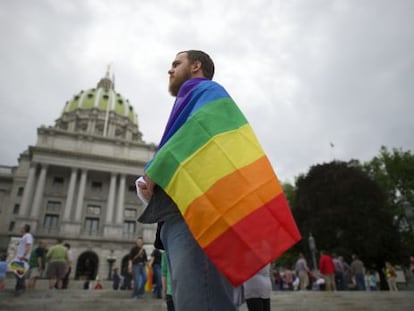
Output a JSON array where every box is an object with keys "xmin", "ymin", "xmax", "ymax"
[
  {"xmin": 9, "ymin": 221, "xmax": 15, "ymax": 231},
  {"xmin": 123, "ymin": 221, "xmax": 136, "ymax": 238},
  {"xmin": 47, "ymin": 201, "xmax": 61, "ymax": 212},
  {"xmin": 53, "ymin": 177, "xmax": 64, "ymax": 185},
  {"xmin": 17, "ymin": 187, "xmax": 24, "ymax": 196},
  {"xmin": 124, "ymin": 208, "xmax": 137, "ymax": 218},
  {"xmin": 91, "ymin": 181, "xmax": 102, "ymax": 191},
  {"xmin": 13, "ymin": 204, "xmax": 20, "ymax": 215},
  {"xmin": 84, "ymin": 218, "xmax": 99, "ymax": 236},
  {"xmin": 86, "ymin": 205, "xmax": 101, "ymax": 216},
  {"xmin": 43, "ymin": 214, "xmax": 59, "ymax": 233},
  {"xmin": 128, "ymin": 184, "xmax": 136, "ymax": 192}
]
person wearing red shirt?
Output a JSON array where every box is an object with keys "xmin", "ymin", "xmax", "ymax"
[{"xmin": 319, "ymin": 250, "xmax": 336, "ymax": 291}]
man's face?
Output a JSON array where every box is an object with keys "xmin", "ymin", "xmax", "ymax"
[
  {"xmin": 136, "ymin": 238, "xmax": 143, "ymax": 247},
  {"xmin": 168, "ymin": 52, "xmax": 192, "ymax": 97}
]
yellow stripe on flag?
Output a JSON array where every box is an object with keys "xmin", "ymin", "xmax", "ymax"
[{"xmin": 165, "ymin": 124, "xmax": 265, "ymax": 214}]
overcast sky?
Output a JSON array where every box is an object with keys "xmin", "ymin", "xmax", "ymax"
[{"xmin": 0, "ymin": 0, "xmax": 413, "ymax": 183}]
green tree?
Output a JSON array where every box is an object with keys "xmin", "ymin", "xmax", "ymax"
[
  {"xmin": 362, "ymin": 146, "xmax": 414, "ymax": 255},
  {"xmin": 282, "ymin": 182, "xmax": 296, "ymax": 206},
  {"xmin": 292, "ymin": 161, "xmax": 402, "ymax": 279}
]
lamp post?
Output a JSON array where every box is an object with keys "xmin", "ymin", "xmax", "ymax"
[
  {"xmin": 308, "ymin": 233, "xmax": 317, "ymax": 272},
  {"xmin": 106, "ymin": 250, "xmax": 117, "ymax": 281},
  {"xmin": 403, "ymin": 200, "xmax": 414, "ymax": 231}
]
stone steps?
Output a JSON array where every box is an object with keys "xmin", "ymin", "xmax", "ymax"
[{"xmin": 1, "ymin": 277, "xmax": 414, "ymax": 311}]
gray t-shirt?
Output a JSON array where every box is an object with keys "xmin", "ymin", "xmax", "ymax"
[
  {"xmin": 295, "ymin": 258, "xmax": 307, "ymax": 272},
  {"xmin": 243, "ymin": 264, "xmax": 272, "ymax": 299}
]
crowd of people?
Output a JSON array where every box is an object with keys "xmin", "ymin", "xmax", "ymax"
[
  {"xmin": 0, "ymin": 224, "xmax": 74, "ymax": 296},
  {"xmin": 3, "ymin": 224, "xmax": 408, "ymax": 309},
  {"xmin": 271, "ymin": 251, "xmax": 403, "ymax": 293}
]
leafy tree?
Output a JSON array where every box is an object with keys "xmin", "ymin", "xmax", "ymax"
[
  {"xmin": 282, "ymin": 182, "xmax": 296, "ymax": 206},
  {"xmin": 362, "ymin": 146, "xmax": 414, "ymax": 255},
  {"xmin": 291, "ymin": 161, "xmax": 402, "ymax": 283}
]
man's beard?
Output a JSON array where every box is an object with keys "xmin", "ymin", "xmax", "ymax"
[{"xmin": 168, "ymin": 70, "xmax": 192, "ymax": 96}]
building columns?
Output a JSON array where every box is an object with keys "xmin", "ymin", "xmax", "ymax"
[
  {"xmin": 19, "ymin": 165, "xmax": 37, "ymax": 216},
  {"xmin": 63, "ymin": 168, "xmax": 78, "ymax": 221},
  {"xmin": 30, "ymin": 164, "xmax": 48, "ymax": 217},
  {"xmin": 74, "ymin": 169, "xmax": 88, "ymax": 222},
  {"xmin": 115, "ymin": 174, "xmax": 126, "ymax": 224},
  {"xmin": 105, "ymin": 173, "xmax": 117, "ymax": 223}
]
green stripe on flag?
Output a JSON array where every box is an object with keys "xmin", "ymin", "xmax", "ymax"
[{"xmin": 147, "ymin": 97, "xmax": 248, "ymax": 188}]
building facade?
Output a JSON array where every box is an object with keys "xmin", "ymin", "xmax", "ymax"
[{"xmin": 0, "ymin": 70, "xmax": 157, "ymax": 282}]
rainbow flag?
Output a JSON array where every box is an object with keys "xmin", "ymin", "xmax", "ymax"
[{"xmin": 146, "ymin": 78, "xmax": 301, "ymax": 286}]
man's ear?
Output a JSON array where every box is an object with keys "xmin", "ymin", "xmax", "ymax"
[{"xmin": 191, "ymin": 60, "xmax": 202, "ymax": 74}]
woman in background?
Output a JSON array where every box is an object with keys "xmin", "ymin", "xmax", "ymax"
[{"xmin": 243, "ymin": 264, "xmax": 272, "ymax": 311}]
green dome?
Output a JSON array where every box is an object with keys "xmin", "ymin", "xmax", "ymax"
[{"xmin": 63, "ymin": 75, "xmax": 137, "ymax": 124}]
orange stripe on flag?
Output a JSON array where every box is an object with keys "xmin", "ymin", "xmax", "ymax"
[
  {"xmin": 203, "ymin": 194, "xmax": 301, "ymax": 286},
  {"xmin": 184, "ymin": 156, "xmax": 283, "ymax": 247}
]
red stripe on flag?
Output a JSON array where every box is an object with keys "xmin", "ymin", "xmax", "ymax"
[{"xmin": 203, "ymin": 194, "xmax": 301, "ymax": 286}]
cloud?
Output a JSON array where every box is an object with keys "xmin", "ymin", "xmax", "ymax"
[{"xmin": 0, "ymin": 0, "xmax": 413, "ymax": 183}]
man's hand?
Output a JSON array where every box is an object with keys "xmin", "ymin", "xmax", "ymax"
[{"xmin": 137, "ymin": 174, "xmax": 155, "ymax": 202}]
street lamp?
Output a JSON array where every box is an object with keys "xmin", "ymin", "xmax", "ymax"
[
  {"xmin": 308, "ymin": 233, "xmax": 317, "ymax": 272},
  {"xmin": 106, "ymin": 250, "xmax": 117, "ymax": 281},
  {"xmin": 403, "ymin": 200, "xmax": 414, "ymax": 231}
]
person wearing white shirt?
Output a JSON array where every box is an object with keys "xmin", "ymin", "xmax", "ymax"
[{"xmin": 14, "ymin": 224, "xmax": 33, "ymax": 295}]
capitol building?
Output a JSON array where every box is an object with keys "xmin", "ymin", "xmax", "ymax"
[{"xmin": 0, "ymin": 69, "xmax": 156, "ymax": 281}]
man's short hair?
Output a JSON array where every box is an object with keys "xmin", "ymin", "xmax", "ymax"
[{"xmin": 181, "ymin": 50, "xmax": 215, "ymax": 80}]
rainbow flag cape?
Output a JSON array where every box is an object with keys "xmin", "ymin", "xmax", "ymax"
[{"xmin": 146, "ymin": 78, "xmax": 301, "ymax": 286}]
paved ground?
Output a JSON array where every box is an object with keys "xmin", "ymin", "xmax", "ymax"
[
  {"xmin": 1, "ymin": 278, "xmax": 414, "ymax": 311},
  {"xmin": 1, "ymin": 288, "xmax": 414, "ymax": 311}
]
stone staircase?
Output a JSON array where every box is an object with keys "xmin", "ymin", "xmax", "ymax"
[{"xmin": 1, "ymin": 278, "xmax": 414, "ymax": 311}]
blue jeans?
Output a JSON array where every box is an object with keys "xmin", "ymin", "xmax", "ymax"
[
  {"xmin": 152, "ymin": 263, "xmax": 162, "ymax": 298},
  {"xmin": 132, "ymin": 263, "xmax": 147, "ymax": 297},
  {"xmin": 355, "ymin": 273, "xmax": 366, "ymax": 291},
  {"xmin": 161, "ymin": 214, "xmax": 236, "ymax": 311}
]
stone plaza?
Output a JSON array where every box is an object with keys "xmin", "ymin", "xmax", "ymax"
[{"xmin": 0, "ymin": 279, "xmax": 413, "ymax": 311}]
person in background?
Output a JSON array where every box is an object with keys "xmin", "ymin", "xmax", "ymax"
[
  {"xmin": 367, "ymin": 270, "xmax": 377, "ymax": 291},
  {"xmin": 351, "ymin": 254, "xmax": 366, "ymax": 291},
  {"xmin": 46, "ymin": 238, "xmax": 69, "ymax": 289},
  {"xmin": 283, "ymin": 267, "xmax": 294, "ymax": 290},
  {"xmin": 149, "ymin": 248, "xmax": 162, "ymax": 299},
  {"xmin": 385, "ymin": 262, "xmax": 398, "ymax": 291},
  {"xmin": 27, "ymin": 240, "xmax": 47, "ymax": 290},
  {"xmin": 295, "ymin": 253, "xmax": 310, "ymax": 290},
  {"xmin": 14, "ymin": 224, "xmax": 33, "ymax": 296},
  {"xmin": 128, "ymin": 237, "xmax": 148, "ymax": 299},
  {"xmin": 339, "ymin": 256, "xmax": 350, "ymax": 290},
  {"xmin": 161, "ymin": 252, "xmax": 175, "ymax": 311},
  {"xmin": 319, "ymin": 250, "xmax": 336, "ymax": 291},
  {"xmin": 61, "ymin": 243, "xmax": 73, "ymax": 289},
  {"xmin": 94, "ymin": 276, "xmax": 103, "ymax": 290},
  {"xmin": 243, "ymin": 264, "xmax": 272, "ymax": 311},
  {"xmin": 0, "ymin": 253, "xmax": 7, "ymax": 290},
  {"xmin": 112, "ymin": 267, "xmax": 122, "ymax": 290},
  {"xmin": 332, "ymin": 253, "xmax": 345, "ymax": 290}
]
